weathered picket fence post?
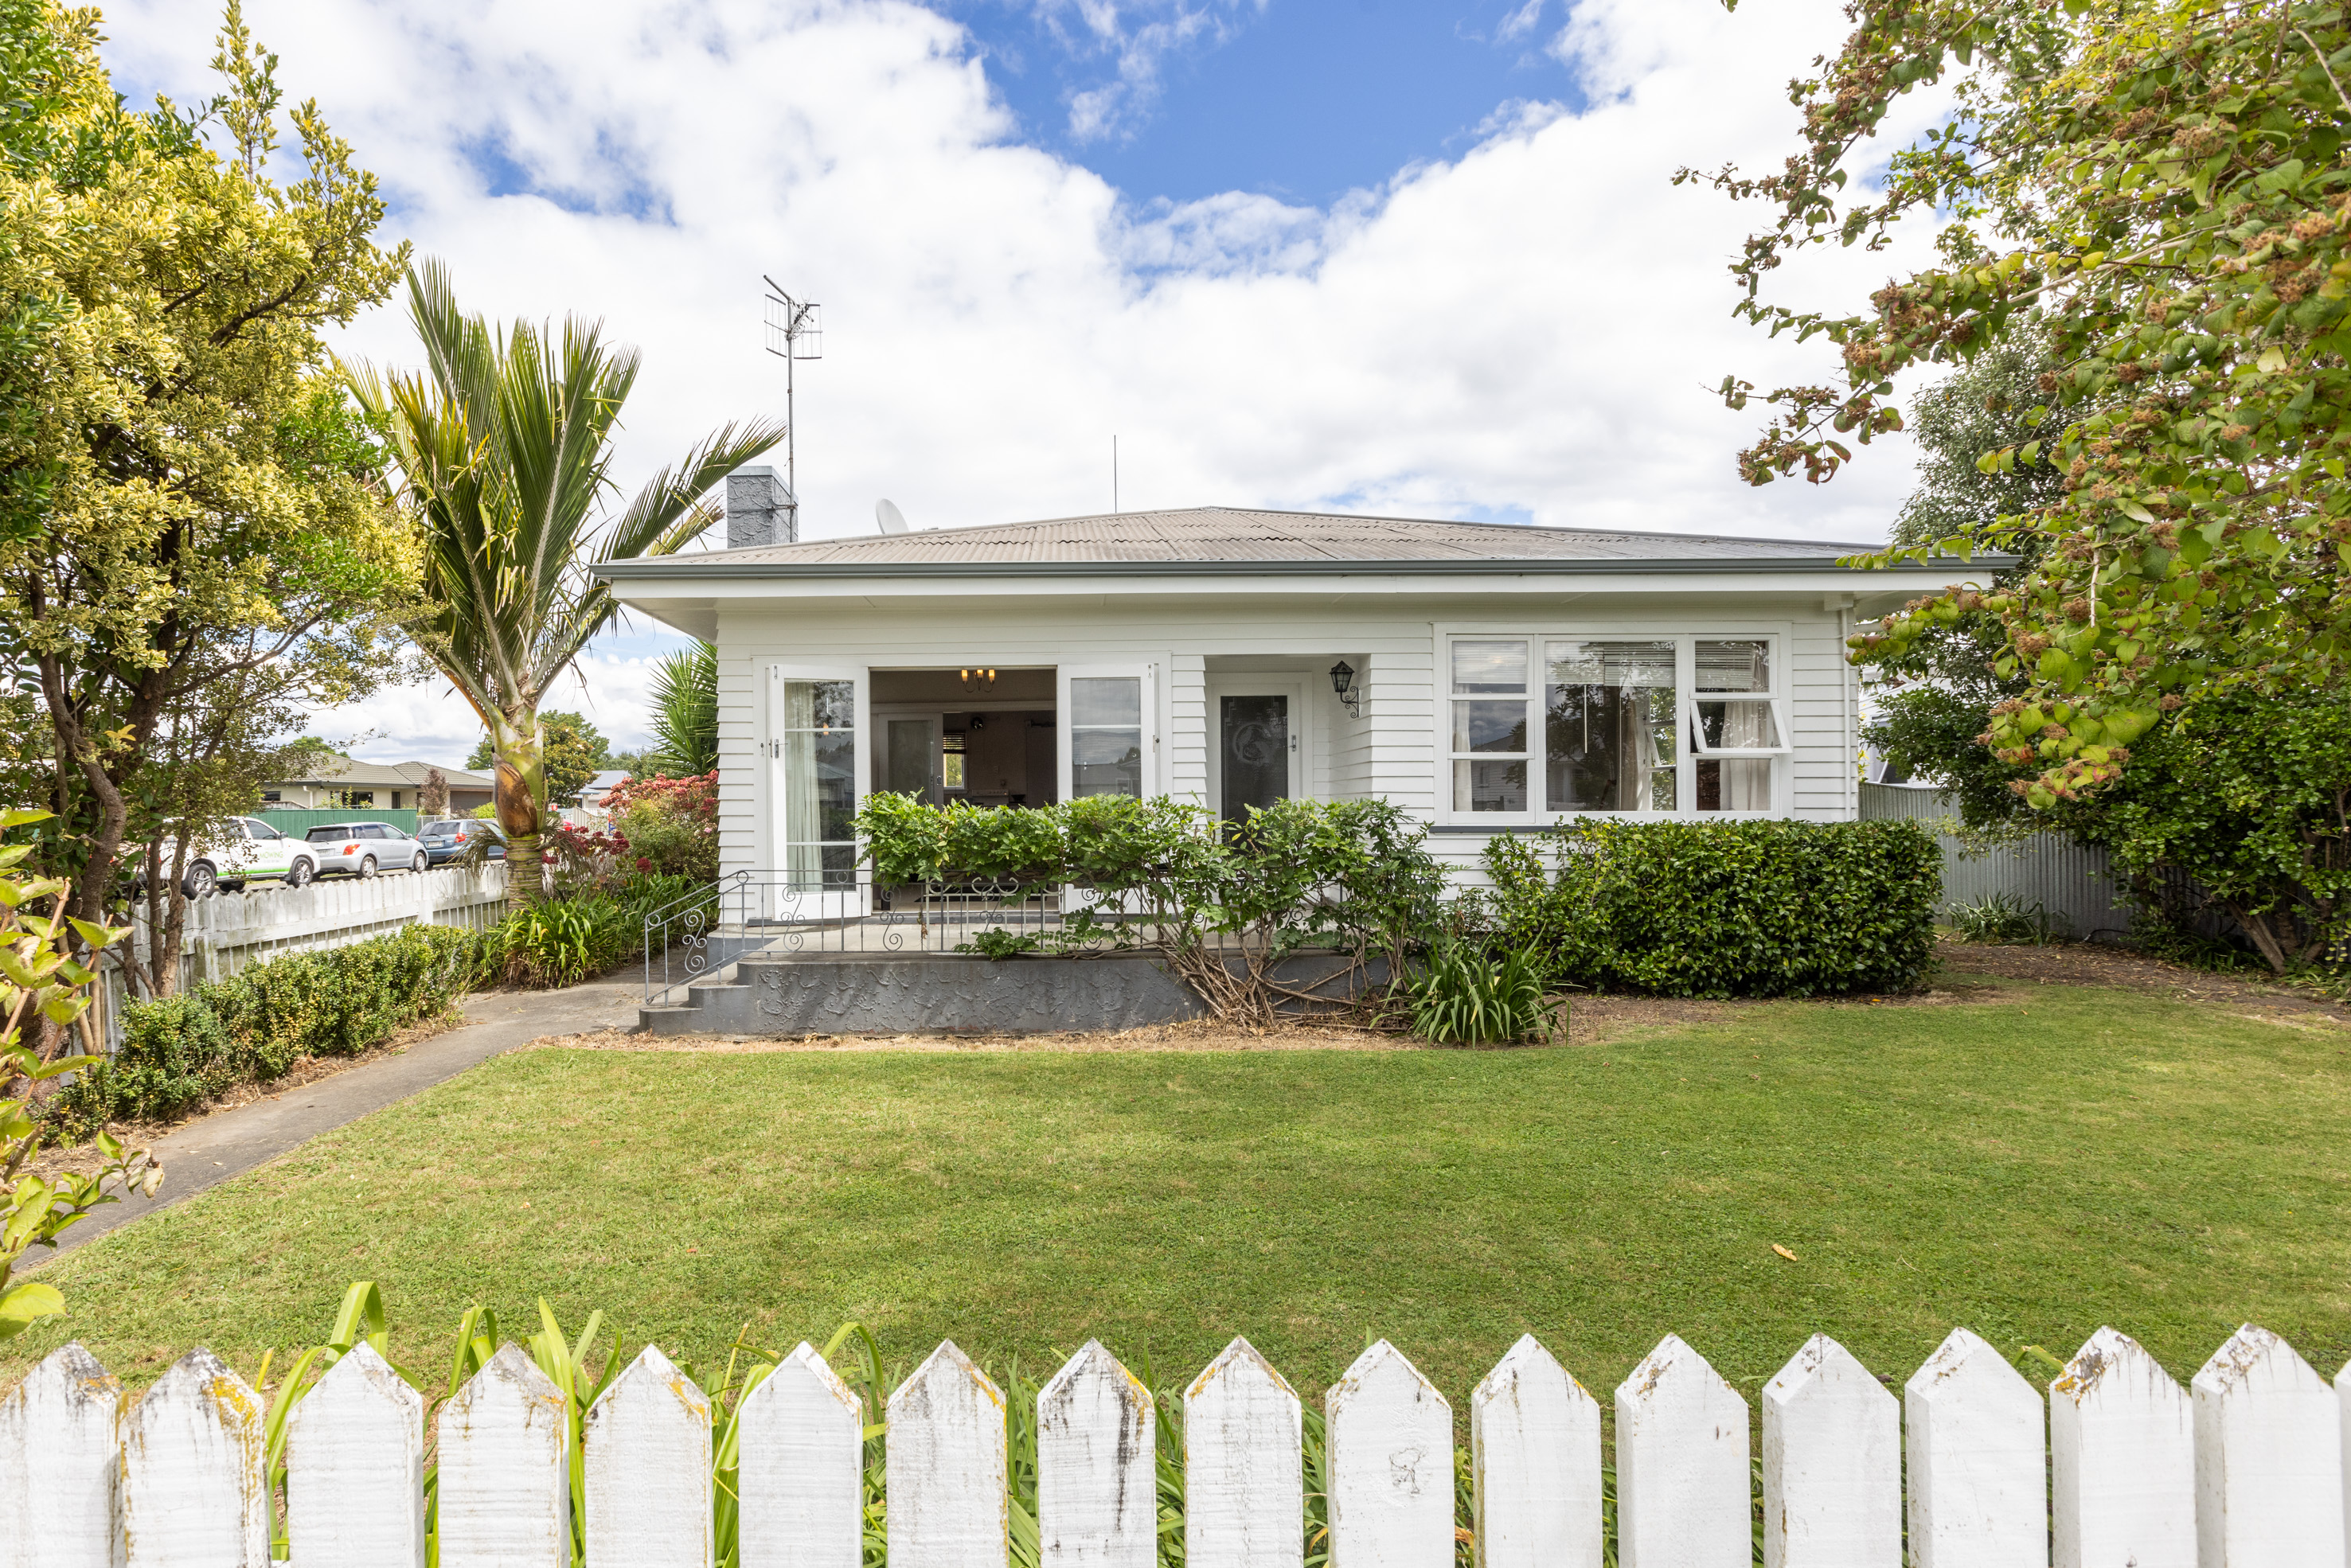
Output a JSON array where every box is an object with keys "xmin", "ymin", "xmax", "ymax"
[
  {"xmin": 1614, "ymin": 1335, "xmax": 1750, "ymax": 1568},
  {"xmin": 1904, "ymin": 1326, "xmax": 2047, "ymax": 1568},
  {"xmin": 1324, "ymin": 1340, "xmax": 1452, "ymax": 1568},
  {"xmin": 887, "ymin": 1340, "xmax": 1009, "ymax": 1567},
  {"xmin": 120, "ymin": 1348, "xmax": 268, "ymax": 1568},
  {"xmin": 2339, "ymin": 1355, "xmax": 2351, "ymax": 1566},
  {"xmin": 436, "ymin": 1344, "xmax": 571, "ymax": 1568},
  {"xmin": 2190, "ymin": 1323, "xmax": 2346, "ymax": 1566},
  {"xmin": 739, "ymin": 1341, "xmax": 866, "ymax": 1568},
  {"xmin": 1184, "ymin": 1336, "xmax": 1303, "ymax": 1568},
  {"xmin": 1470, "ymin": 1333, "xmax": 1601, "ymax": 1568},
  {"xmin": 286, "ymin": 1343, "xmax": 425, "ymax": 1568},
  {"xmin": 0, "ymin": 1343, "xmax": 122, "ymax": 1568},
  {"xmin": 584, "ymin": 1345, "xmax": 713, "ymax": 1568},
  {"xmin": 2049, "ymin": 1326, "xmax": 2193, "ymax": 1568},
  {"xmin": 1760, "ymin": 1335, "xmax": 1899, "ymax": 1568},
  {"xmin": 1037, "ymin": 1339, "xmax": 1156, "ymax": 1567}
]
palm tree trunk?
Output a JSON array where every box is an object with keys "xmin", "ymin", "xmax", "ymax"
[{"xmin": 492, "ymin": 714, "xmax": 549, "ymax": 910}]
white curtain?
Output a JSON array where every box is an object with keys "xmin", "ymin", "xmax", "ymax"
[
  {"xmin": 782, "ymin": 681, "xmax": 826, "ymax": 886},
  {"xmin": 1717, "ymin": 701, "xmax": 1772, "ymax": 809}
]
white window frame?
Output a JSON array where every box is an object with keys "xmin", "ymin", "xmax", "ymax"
[
  {"xmin": 763, "ymin": 661, "xmax": 869, "ymax": 919},
  {"xmin": 1057, "ymin": 661, "xmax": 1160, "ymax": 805},
  {"xmin": 1433, "ymin": 629, "xmax": 1793, "ymax": 826},
  {"xmin": 1687, "ymin": 638, "xmax": 1792, "ymax": 760}
]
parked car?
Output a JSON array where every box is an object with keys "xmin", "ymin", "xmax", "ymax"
[
  {"xmin": 163, "ymin": 815, "xmax": 325, "ymax": 898},
  {"xmin": 303, "ymin": 821, "xmax": 430, "ymax": 879},
  {"xmin": 417, "ymin": 817, "xmax": 506, "ymax": 865}
]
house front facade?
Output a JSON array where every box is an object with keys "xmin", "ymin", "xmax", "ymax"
[{"xmin": 596, "ymin": 506, "xmax": 1977, "ymax": 889}]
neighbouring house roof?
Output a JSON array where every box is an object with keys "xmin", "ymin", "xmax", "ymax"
[
  {"xmin": 592, "ymin": 505, "xmax": 1979, "ymax": 581},
  {"xmin": 274, "ymin": 758, "xmax": 494, "ymax": 790},
  {"xmin": 580, "ymin": 769, "xmax": 633, "ymax": 801}
]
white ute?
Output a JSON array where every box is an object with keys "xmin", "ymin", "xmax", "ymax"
[{"xmin": 176, "ymin": 816, "xmax": 323, "ymax": 898}]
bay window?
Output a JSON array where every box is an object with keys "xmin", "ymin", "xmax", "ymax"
[{"xmin": 1445, "ymin": 633, "xmax": 1788, "ymax": 821}]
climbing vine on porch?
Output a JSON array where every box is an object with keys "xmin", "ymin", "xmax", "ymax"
[{"xmin": 853, "ymin": 794, "xmax": 1447, "ymax": 1026}]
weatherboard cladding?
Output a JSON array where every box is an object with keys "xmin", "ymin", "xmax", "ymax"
[{"xmin": 617, "ymin": 505, "xmax": 1882, "ymax": 573}]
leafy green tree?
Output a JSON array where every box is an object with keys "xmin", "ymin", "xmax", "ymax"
[
  {"xmin": 468, "ymin": 710, "xmax": 611, "ymax": 804},
  {"xmin": 1697, "ymin": 0, "xmax": 2351, "ymax": 807},
  {"xmin": 647, "ymin": 642, "xmax": 717, "ymax": 777},
  {"xmin": 0, "ymin": 1, "xmax": 414, "ymax": 987},
  {"xmin": 2069, "ymin": 692, "xmax": 2351, "ymax": 970},
  {"xmin": 353, "ymin": 263, "xmax": 779, "ymax": 906},
  {"xmin": 1865, "ymin": 327, "xmax": 2072, "ymax": 829}
]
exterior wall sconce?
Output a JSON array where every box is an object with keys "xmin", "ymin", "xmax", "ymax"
[
  {"xmin": 1330, "ymin": 660, "xmax": 1361, "ymax": 718},
  {"xmin": 960, "ymin": 668, "xmax": 997, "ymax": 691}
]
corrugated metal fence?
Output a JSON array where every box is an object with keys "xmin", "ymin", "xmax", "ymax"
[{"xmin": 1860, "ymin": 781, "xmax": 2135, "ymax": 939}]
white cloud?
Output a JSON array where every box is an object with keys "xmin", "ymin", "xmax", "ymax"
[
  {"xmin": 1021, "ymin": 0, "xmax": 1267, "ymax": 142},
  {"xmin": 96, "ymin": 0, "xmax": 1951, "ymax": 763}
]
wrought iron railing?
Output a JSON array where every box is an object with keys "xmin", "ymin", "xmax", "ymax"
[{"xmin": 641, "ymin": 869, "xmax": 1098, "ymax": 1003}]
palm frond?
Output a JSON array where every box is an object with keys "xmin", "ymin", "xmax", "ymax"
[
  {"xmin": 648, "ymin": 642, "xmax": 719, "ymax": 775},
  {"xmin": 353, "ymin": 258, "xmax": 763, "ymax": 801}
]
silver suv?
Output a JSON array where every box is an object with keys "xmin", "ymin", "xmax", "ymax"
[{"xmin": 303, "ymin": 821, "xmax": 431, "ymax": 879}]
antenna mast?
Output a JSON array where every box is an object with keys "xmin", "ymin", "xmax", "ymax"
[{"xmin": 761, "ymin": 275, "xmax": 822, "ymax": 502}]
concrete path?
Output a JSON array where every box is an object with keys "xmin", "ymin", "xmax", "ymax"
[{"xmin": 38, "ymin": 977, "xmax": 645, "ymax": 1261}]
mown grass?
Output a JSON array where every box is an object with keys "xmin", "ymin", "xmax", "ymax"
[{"xmin": 18, "ymin": 981, "xmax": 2349, "ymax": 1406}]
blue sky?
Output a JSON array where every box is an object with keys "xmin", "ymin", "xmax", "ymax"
[{"xmin": 944, "ymin": 0, "xmax": 1580, "ymax": 205}]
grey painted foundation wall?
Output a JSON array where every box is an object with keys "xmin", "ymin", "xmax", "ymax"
[{"xmin": 642, "ymin": 950, "xmax": 1380, "ymax": 1036}]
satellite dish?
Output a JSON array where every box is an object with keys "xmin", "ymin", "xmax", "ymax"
[{"xmin": 875, "ymin": 498, "xmax": 909, "ymax": 535}]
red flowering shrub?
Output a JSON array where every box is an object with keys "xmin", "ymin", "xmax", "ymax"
[
  {"xmin": 547, "ymin": 821, "xmax": 631, "ymax": 890},
  {"xmin": 607, "ymin": 770, "xmax": 717, "ymax": 880}
]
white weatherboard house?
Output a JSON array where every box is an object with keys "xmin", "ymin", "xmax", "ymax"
[{"xmin": 596, "ymin": 505, "xmax": 1963, "ymax": 895}]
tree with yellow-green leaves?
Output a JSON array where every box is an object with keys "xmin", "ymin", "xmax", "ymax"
[{"xmin": 0, "ymin": 0, "xmax": 416, "ymax": 1010}]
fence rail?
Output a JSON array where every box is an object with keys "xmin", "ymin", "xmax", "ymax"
[
  {"xmin": 94, "ymin": 865, "xmax": 509, "ymax": 1050},
  {"xmin": 4, "ymin": 1321, "xmax": 2341, "ymax": 1566}
]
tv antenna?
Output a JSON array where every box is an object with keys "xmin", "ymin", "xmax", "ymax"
[{"xmin": 761, "ymin": 275, "xmax": 822, "ymax": 502}]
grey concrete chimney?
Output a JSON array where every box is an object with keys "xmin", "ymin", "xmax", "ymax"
[{"xmin": 724, "ymin": 466, "xmax": 797, "ymax": 548}]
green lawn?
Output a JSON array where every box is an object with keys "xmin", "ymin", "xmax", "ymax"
[{"xmin": 19, "ymin": 981, "xmax": 2350, "ymax": 1406}]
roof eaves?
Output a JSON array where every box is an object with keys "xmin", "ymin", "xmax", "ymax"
[{"xmin": 592, "ymin": 553, "xmax": 2002, "ymax": 582}]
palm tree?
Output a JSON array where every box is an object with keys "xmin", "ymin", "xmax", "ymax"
[
  {"xmin": 648, "ymin": 642, "xmax": 719, "ymax": 776},
  {"xmin": 350, "ymin": 261, "xmax": 780, "ymax": 907}
]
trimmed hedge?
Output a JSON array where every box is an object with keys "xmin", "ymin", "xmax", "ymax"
[
  {"xmin": 1479, "ymin": 818, "xmax": 1941, "ymax": 997},
  {"xmin": 49, "ymin": 924, "xmax": 488, "ymax": 1135}
]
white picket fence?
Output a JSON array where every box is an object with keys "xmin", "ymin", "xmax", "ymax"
[
  {"xmin": 93, "ymin": 866, "xmax": 510, "ymax": 1050},
  {"xmin": 2, "ymin": 1321, "xmax": 2345, "ymax": 1566}
]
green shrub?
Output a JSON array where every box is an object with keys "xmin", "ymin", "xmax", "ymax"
[
  {"xmin": 51, "ymin": 924, "xmax": 487, "ymax": 1134},
  {"xmin": 1405, "ymin": 943, "xmax": 1558, "ymax": 1044},
  {"xmin": 1479, "ymin": 818, "xmax": 1941, "ymax": 998},
  {"xmin": 856, "ymin": 794, "xmax": 1447, "ymax": 1023},
  {"xmin": 482, "ymin": 874, "xmax": 713, "ymax": 989}
]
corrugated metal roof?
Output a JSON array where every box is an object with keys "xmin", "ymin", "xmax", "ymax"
[{"xmin": 666, "ymin": 506, "xmax": 1877, "ymax": 569}]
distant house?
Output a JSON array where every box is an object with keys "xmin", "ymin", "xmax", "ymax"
[
  {"xmin": 578, "ymin": 769, "xmax": 633, "ymax": 809},
  {"xmin": 262, "ymin": 759, "xmax": 494, "ymax": 815}
]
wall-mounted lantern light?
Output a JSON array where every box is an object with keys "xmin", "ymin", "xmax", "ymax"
[{"xmin": 1330, "ymin": 660, "xmax": 1361, "ymax": 719}]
